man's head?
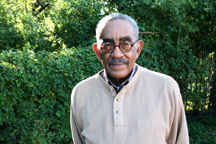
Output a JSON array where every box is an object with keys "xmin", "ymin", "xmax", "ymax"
[
  {"xmin": 95, "ymin": 13, "xmax": 139, "ymax": 45},
  {"xmin": 93, "ymin": 13, "xmax": 143, "ymax": 83}
]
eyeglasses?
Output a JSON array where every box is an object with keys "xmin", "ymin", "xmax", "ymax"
[{"xmin": 100, "ymin": 40, "xmax": 138, "ymax": 53}]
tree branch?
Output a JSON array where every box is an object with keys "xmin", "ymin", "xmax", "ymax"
[
  {"xmin": 37, "ymin": 0, "xmax": 44, "ymax": 7},
  {"xmin": 25, "ymin": 0, "xmax": 28, "ymax": 13},
  {"xmin": 34, "ymin": 0, "xmax": 51, "ymax": 16},
  {"xmin": 21, "ymin": 123, "xmax": 31, "ymax": 132},
  {"xmin": 139, "ymin": 32, "xmax": 160, "ymax": 34},
  {"xmin": 38, "ymin": 3, "xmax": 50, "ymax": 13},
  {"xmin": 139, "ymin": 31, "xmax": 216, "ymax": 35},
  {"xmin": 7, "ymin": 124, "xmax": 18, "ymax": 142}
]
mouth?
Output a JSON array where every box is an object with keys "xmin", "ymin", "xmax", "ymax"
[{"xmin": 109, "ymin": 63, "xmax": 126, "ymax": 68}]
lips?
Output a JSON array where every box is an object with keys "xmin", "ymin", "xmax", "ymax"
[{"xmin": 109, "ymin": 63, "xmax": 126, "ymax": 69}]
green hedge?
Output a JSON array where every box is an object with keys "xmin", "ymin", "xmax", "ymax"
[
  {"xmin": 0, "ymin": 0, "xmax": 105, "ymax": 52},
  {"xmin": 0, "ymin": 47, "xmax": 101, "ymax": 143},
  {"xmin": 187, "ymin": 114, "xmax": 216, "ymax": 144}
]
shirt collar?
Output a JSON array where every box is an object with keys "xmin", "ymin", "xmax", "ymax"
[{"xmin": 100, "ymin": 63, "xmax": 138, "ymax": 93}]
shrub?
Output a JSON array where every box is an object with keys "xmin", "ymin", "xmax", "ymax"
[
  {"xmin": 0, "ymin": 0, "xmax": 59, "ymax": 52},
  {"xmin": 51, "ymin": 0, "xmax": 105, "ymax": 48},
  {"xmin": 0, "ymin": 0, "xmax": 105, "ymax": 52},
  {"xmin": 0, "ymin": 47, "xmax": 101, "ymax": 143},
  {"xmin": 187, "ymin": 113, "xmax": 216, "ymax": 144}
]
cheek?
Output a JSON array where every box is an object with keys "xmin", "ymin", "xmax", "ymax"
[
  {"xmin": 125, "ymin": 52, "xmax": 137, "ymax": 63},
  {"xmin": 100, "ymin": 54, "xmax": 110, "ymax": 66}
]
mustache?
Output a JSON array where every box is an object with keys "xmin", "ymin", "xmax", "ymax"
[{"xmin": 108, "ymin": 58, "xmax": 129, "ymax": 66}]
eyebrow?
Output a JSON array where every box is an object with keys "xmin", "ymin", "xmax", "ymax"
[
  {"xmin": 102, "ymin": 38, "xmax": 114, "ymax": 43},
  {"xmin": 119, "ymin": 36, "xmax": 132, "ymax": 42},
  {"xmin": 103, "ymin": 36, "xmax": 133, "ymax": 43}
]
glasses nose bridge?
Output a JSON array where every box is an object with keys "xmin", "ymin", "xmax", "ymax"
[
  {"xmin": 112, "ymin": 43, "xmax": 123, "ymax": 52},
  {"xmin": 111, "ymin": 43, "xmax": 124, "ymax": 54},
  {"xmin": 114, "ymin": 44, "xmax": 121, "ymax": 48}
]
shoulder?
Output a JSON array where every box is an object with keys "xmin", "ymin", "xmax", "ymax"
[
  {"xmin": 137, "ymin": 65, "xmax": 180, "ymax": 91},
  {"xmin": 71, "ymin": 72, "xmax": 101, "ymax": 106},
  {"xmin": 136, "ymin": 65, "xmax": 182, "ymax": 106},
  {"xmin": 71, "ymin": 70, "xmax": 110, "ymax": 109},
  {"xmin": 139, "ymin": 66, "xmax": 176, "ymax": 81},
  {"xmin": 71, "ymin": 70, "xmax": 109, "ymax": 100},
  {"xmin": 73, "ymin": 72, "xmax": 102, "ymax": 93}
]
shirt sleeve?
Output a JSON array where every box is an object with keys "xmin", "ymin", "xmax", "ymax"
[
  {"xmin": 166, "ymin": 90, "xmax": 190, "ymax": 144},
  {"xmin": 70, "ymin": 91, "xmax": 85, "ymax": 144}
]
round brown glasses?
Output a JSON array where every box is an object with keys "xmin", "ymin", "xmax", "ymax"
[{"xmin": 100, "ymin": 40, "xmax": 138, "ymax": 53}]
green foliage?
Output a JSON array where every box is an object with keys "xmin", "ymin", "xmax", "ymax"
[
  {"xmin": 51, "ymin": 0, "xmax": 105, "ymax": 48},
  {"xmin": 185, "ymin": 0, "xmax": 216, "ymax": 55},
  {"xmin": 0, "ymin": 0, "xmax": 59, "ymax": 52},
  {"xmin": 187, "ymin": 113, "xmax": 216, "ymax": 144},
  {"xmin": 0, "ymin": 0, "xmax": 24, "ymax": 51},
  {"xmin": 0, "ymin": 48, "xmax": 102, "ymax": 143},
  {"xmin": 0, "ymin": 0, "xmax": 105, "ymax": 52},
  {"xmin": 210, "ymin": 58, "xmax": 216, "ymax": 109}
]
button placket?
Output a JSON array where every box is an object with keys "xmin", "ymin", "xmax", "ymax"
[{"xmin": 113, "ymin": 95, "xmax": 124, "ymax": 127}]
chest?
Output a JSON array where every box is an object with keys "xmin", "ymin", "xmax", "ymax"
[{"xmin": 79, "ymin": 88, "xmax": 172, "ymax": 144}]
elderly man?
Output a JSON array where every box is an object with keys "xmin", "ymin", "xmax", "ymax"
[{"xmin": 70, "ymin": 13, "xmax": 189, "ymax": 144}]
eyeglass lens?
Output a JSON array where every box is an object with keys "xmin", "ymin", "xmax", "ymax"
[{"xmin": 103, "ymin": 41, "xmax": 131, "ymax": 53}]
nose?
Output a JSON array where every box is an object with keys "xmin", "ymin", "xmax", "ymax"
[{"xmin": 111, "ymin": 45, "xmax": 124, "ymax": 59}]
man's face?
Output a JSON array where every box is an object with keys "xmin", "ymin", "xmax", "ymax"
[{"xmin": 94, "ymin": 19, "xmax": 143, "ymax": 80}]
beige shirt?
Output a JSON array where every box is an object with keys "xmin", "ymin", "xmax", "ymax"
[{"xmin": 70, "ymin": 65, "xmax": 189, "ymax": 144}]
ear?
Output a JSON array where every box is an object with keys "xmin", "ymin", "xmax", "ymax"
[
  {"xmin": 93, "ymin": 43, "xmax": 101, "ymax": 60},
  {"xmin": 135, "ymin": 40, "xmax": 144, "ymax": 59}
]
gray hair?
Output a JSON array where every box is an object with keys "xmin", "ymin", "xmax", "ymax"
[{"xmin": 96, "ymin": 13, "xmax": 139, "ymax": 46}]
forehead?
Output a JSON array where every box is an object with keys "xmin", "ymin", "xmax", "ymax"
[{"xmin": 100, "ymin": 19, "xmax": 136, "ymax": 42}]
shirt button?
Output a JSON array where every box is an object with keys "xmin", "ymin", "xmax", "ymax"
[
  {"xmin": 116, "ymin": 98, "xmax": 120, "ymax": 102},
  {"xmin": 110, "ymin": 88, "xmax": 113, "ymax": 92},
  {"xmin": 116, "ymin": 110, "xmax": 120, "ymax": 114}
]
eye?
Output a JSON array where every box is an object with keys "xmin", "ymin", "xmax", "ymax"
[
  {"xmin": 104, "ymin": 42, "xmax": 113, "ymax": 49},
  {"xmin": 104, "ymin": 43, "xmax": 112, "ymax": 47},
  {"xmin": 122, "ymin": 41, "xmax": 130, "ymax": 46},
  {"xmin": 103, "ymin": 42, "xmax": 114, "ymax": 52}
]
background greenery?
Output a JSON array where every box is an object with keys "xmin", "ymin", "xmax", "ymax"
[{"xmin": 0, "ymin": 0, "xmax": 215, "ymax": 143}]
